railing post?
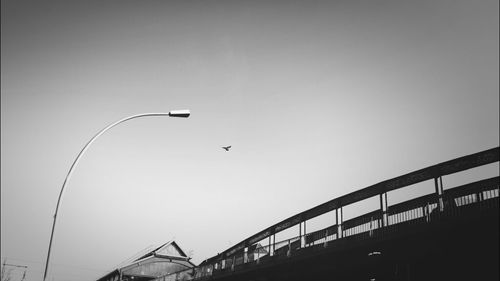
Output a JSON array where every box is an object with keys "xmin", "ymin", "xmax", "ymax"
[
  {"xmin": 287, "ymin": 240, "xmax": 291, "ymax": 257},
  {"xmin": 476, "ymin": 191, "xmax": 483, "ymax": 203},
  {"xmin": 298, "ymin": 221, "xmax": 306, "ymax": 248},
  {"xmin": 369, "ymin": 216, "xmax": 373, "ymax": 237},
  {"xmin": 244, "ymin": 247, "xmax": 248, "ymax": 264},
  {"xmin": 299, "ymin": 222, "xmax": 302, "ymax": 249},
  {"xmin": 336, "ymin": 208, "xmax": 343, "ymax": 238},
  {"xmin": 384, "ymin": 192, "xmax": 388, "ymax": 225},
  {"xmin": 273, "ymin": 234, "xmax": 276, "ymax": 255},
  {"xmin": 435, "ymin": 176, "xmax": 444, "ymax": 211},
  {"xmin": 269, "ymin": 235, "xmax": 276, "ymax": 256},
  {"xmin": 302, "ymin": 221, "xmax": 306, "ymax": 248},
  {"xmin": 425, "ymin": 202, "xmax": 430, "ymax": 222},
  {"xmin": 269, "ymin": 236, "xmax": 273, "ymax": 256},
  {"xmin": 380, "ymin": 193, "xmax": 388, "ymax": 227}
]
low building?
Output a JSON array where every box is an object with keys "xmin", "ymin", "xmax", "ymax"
[{"xmin": 97, "ymin": 241, "xmax": 195, "ymax": 281}]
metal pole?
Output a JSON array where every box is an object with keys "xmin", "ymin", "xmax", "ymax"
[{"xmin": 43, "ymin": 111, "xmax": 189, "ymax": 281}]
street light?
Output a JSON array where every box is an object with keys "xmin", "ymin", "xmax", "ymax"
[{"xmin": 43, "ymin": 110, "xmax": 190, "ymax": 281}]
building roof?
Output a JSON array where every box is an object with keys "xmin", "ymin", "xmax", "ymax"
[{"xmin": 134, "ymin": 241, "xmax": 189, "ymax": 262}]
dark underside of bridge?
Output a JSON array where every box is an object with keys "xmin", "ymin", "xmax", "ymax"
[{"xmin": 205, "ymin": 205, "xmax": 499, "ymax": 281}]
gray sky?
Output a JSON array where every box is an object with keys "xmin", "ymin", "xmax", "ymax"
[{"xmin": 1, "ymin": 0, "xmax": 498, "ymax": 280}]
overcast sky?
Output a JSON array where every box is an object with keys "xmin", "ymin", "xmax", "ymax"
[{"xmin": 1, "ymin": 0, "xmax": 498, "ymax": 280}]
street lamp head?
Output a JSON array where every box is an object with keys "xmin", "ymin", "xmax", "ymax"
[{"xmin": 168, "ymin": 109, "xmax": 190, "ymax": 118}]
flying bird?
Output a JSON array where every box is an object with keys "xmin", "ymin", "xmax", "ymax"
[{"xmin": 222, "ymin": 146, "xmax": 232, "ymax": 151}]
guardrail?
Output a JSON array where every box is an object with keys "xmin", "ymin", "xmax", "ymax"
[{"xmin": 153, "ymin": 147, "xmax": 499, "ymax": 281}]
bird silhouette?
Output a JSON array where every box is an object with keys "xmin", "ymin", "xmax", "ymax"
[{"xmin": 222, "ymin": 146, "xmax": 232, "ymax": 151}]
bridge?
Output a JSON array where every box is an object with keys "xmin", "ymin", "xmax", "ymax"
[{"xmin": 155, "ymin": 147, "xmax": 499, "ymax": 281}]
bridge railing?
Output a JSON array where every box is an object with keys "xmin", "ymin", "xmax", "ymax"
[
  {"xmin": 152, "ymin": 147, "xmax": 499, "ymax": 281},
  {"xmin": 342, "ymin": 209, "xmax": 383, "ymax": 238},
  {"xmin": 387, "ymin": 193, "xmax": 438, "ymax": 225},
  {"xmin": 304, "ymin": 224, "xmax": 338, "ymax": 246}
]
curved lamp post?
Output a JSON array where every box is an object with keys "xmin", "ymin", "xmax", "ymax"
[{"xmin": 43, "ymin": 110, "xmax": 190, "ymax": 281}]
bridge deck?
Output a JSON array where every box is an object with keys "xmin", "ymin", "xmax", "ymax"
[{"xmin": 152, "ymin": 147, "xmax": 499, "ymax": 281}]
